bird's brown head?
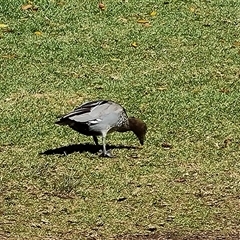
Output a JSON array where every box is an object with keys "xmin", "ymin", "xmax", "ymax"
[{"xmin": 129, "ymin": 117, "xmax": 147, "ymax": 145}]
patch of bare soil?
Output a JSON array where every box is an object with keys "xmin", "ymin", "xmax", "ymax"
[{"xmin": 114, "ymin": 231, "xmax": 240, "ymax": 240}]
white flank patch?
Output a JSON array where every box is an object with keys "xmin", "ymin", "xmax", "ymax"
[{"xmin": 89, "ymin": 118, "xmax": 102, "ymax": 124}]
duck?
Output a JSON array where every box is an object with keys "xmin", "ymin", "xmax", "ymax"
[{"xmin": 55, "ymin": 100, "xmax": 147, "ymax": 157}]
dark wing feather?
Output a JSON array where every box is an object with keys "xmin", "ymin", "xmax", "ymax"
[
  {"xmin": 61, "ymin": 107, "xmax": 90, "ymax": 119},
  {"xmin": 74, "ymin": 100, "xmax": 108, "ymax": 111}
]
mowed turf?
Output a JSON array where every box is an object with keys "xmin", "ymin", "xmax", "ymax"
[{"xmin": 0, "ymin": 0, "xmax": 239, "ymax": 239}]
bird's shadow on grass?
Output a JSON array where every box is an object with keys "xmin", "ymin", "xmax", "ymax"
[{"xmin": 40, "ymin": 143, "xmax": 137, "ymax": 156}]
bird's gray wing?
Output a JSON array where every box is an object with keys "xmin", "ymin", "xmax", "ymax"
[
  {"xmin": 71, "ymin": 101, "xmax": 125, "ymax": 124},
  {"xmin": 58, "ymin": 100, "xmax": 106, "ymax": 119},
  {"xmin": 57, "ymin": 100, "xmax": 125, "ymax": 125}
]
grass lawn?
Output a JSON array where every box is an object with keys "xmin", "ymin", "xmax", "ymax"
[{"xmin": 0, "ymin": 0, "xmax": 240, "ymax": 239}]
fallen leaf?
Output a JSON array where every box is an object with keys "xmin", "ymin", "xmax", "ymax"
[
  {"xmin": 67, "ymin": 218, "xmax": 79, "ymax": 223},
  {"xmin": 132, "ymin": 188, "xmax": 140, "ymax": 195},
  {"xmin": 117, "ymin": 197, "xmax": 127, "ymax": 202},
  {"xmin": 34, "ymin": 31, "xmax": 42, "ymax": 36},
  {"xmin": 101, "ymin": 43, "xmax": 109, "ymax": 49},
  {"xmin": 32, "ymin": 6, "xmax": 39, "ymax": 11},
  {"xmin": 147, "ymin": 225, "xmax": 157, "ymax": 232},
  {"xmin": 166, "ymin": 215, "xmax": 175, "ymax": 221},
  {"xmin": 203, "ymin": 23, "xmax": 211, "ymax": 27},
  {"xmin": 31, "ymin": 223, "xmax": 41, "ymax": 228},
  {"xmin": 161, "ymin": 142, "xmax": 172, "ymax": 149},
  {"xmin": 157, "ymin": 87, "xmax": 167, "ymax": 91},
  {"xmin": 2, "ymin": 54, "xmax": 17, "ymax": 59},
  {"xmin": 174, "ymin": 178, "xmax": 186, "ymax": 183},
  {"xmin": 137, "ymin": 19, "xmax": 151, "ymax": 27},
  {"xmin": 98, "ymin": 2, "xmax": 105, "ymax": 10},
  {"xmin": 41, "ymin": 218, "xmax": 49, "ymax": 224},
  {"xmin": 222, "ymin": 138, "xmax": 232, "ymax": 148},
  {"xmin": 110, "ymin": 58, "xmax": 121, "ymax": 61},
  {"xmin": 150, "ymin": 11, "xmax": 157, "ymax": 17},
  {"xmin": 0, "ymin": 24, "xmax": 8, "ymax": 28},
  {"xmin": 96, "ymin": 221, "xmax": 104, "ymax": 227},
  {"xmin": 57, "ymin": 1, "xmax": 66, "ymax": 6},
  {"xmin": 110, "ymin": 74, "xmax": 119, "ymax": 80},
  {"xmin": 137, "ymin": 19, "xmax": 149, "ymax": 24},
  {"xmin": 119, "ymin": 17, "xmax": 128, "ymax": 23},
  {"xmin": 143, "ymin": 22, "xmax": 151, "ymax": 27},
  {"xmin": 190, "ymin": 7, "xmax": 195, "ymax": 13},
  {"xmin": 140, "ymin": 103, "xmax": 147, "ymax": 111},
  {"xmin": 219, "ymin": 88, "xmax": 230, "ymax": 93},
  {"xmin": 131, "ymin": 42, "xmax": 137, "ymax": 47},
  {"xmin": 233, "ymin": 41, "xmax": 240, "ymax": 47},
  {"xmin": 21, "ymin": 4, "xmax": 33, "ymax": 10},
  {"xmin": 130, "ymin": 154, "xmax": 140, "ymax": 159},
  {"xmin": 95, "ymin": 85, "xmax": 104, "ymax": 90}
]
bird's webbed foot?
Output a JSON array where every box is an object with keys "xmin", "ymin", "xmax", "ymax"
[{"xmin": 99, "ymin": 149, "xmax": 114, "ymax": 158}]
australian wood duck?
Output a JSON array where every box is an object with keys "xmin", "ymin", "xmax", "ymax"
[{"xmin": 55, "ymin": 100, "xmax": 147, "ymax": 157}]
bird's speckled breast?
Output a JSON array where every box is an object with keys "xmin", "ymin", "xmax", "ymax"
[{"xmin": 114, "ymin": 112, "xmax": 129, "ymax": 132}]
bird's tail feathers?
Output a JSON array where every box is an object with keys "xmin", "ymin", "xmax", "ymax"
[{"xmin": 55, "ymin": 118, "xmax": 68, "ymax": 125}]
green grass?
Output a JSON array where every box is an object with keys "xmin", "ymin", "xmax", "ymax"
[{"xmin": 0, "ymin": 0, "xmax": 240, "ymax": 239}]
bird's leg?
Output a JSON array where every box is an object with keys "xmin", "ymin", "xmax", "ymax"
[
  {"xmin": 93, "ymin": 135, "xmax": 102, "ymax": 153},
  {"xmin": 93, "ymin": 136, "xmax": 99, "ymax": 145},
  {"xmin": 99, "ymin": 133, "xmax": 113, "ymax": 157}
]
